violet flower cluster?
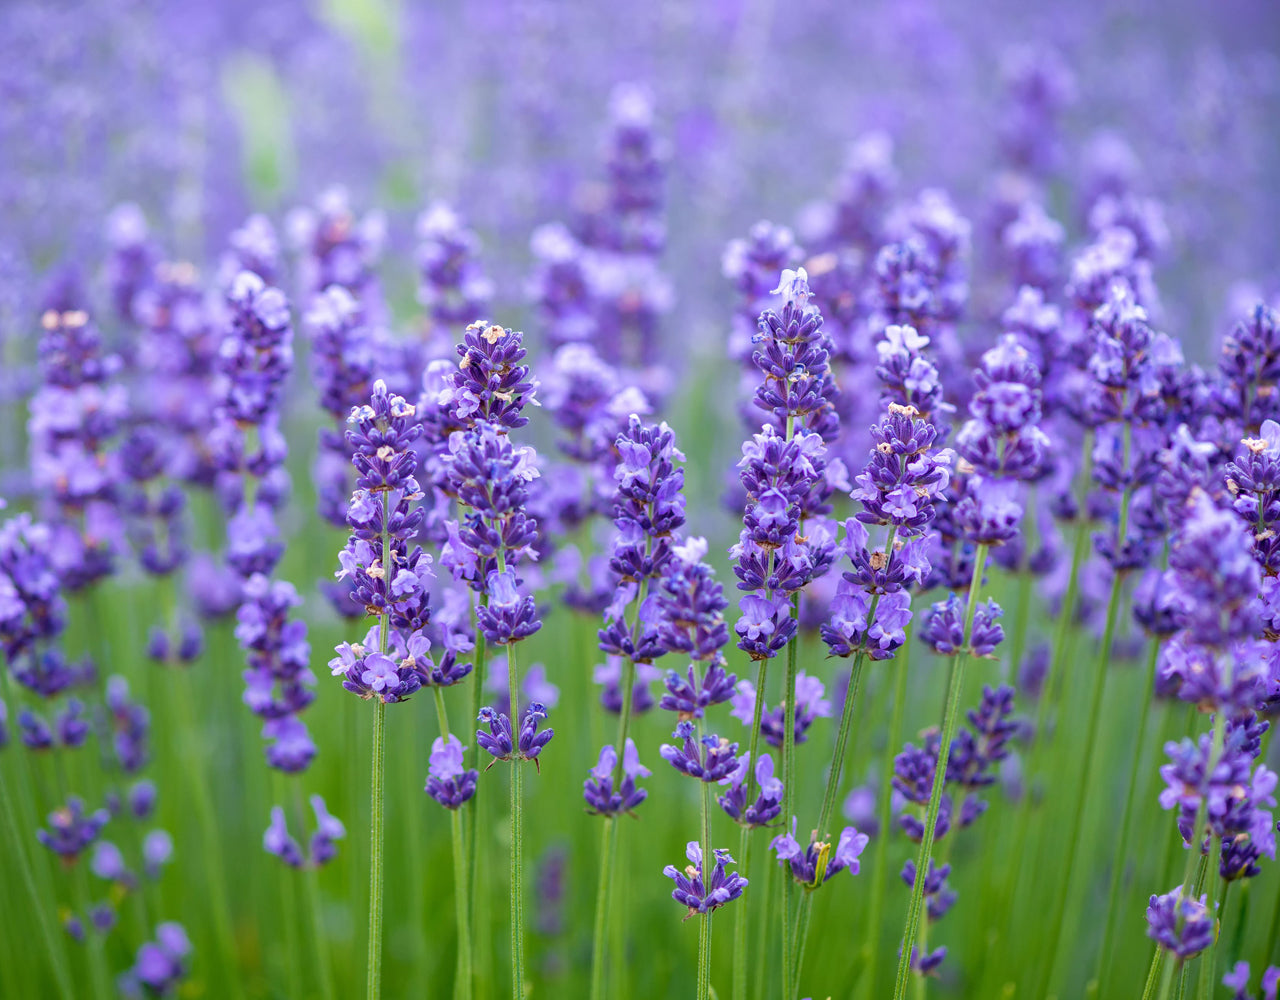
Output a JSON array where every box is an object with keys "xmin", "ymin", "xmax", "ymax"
[
  {"xmin": 330, "ymin": 380, "xmax": 470, "ymax": 703},
  {"xmin": 263, "ymin": 796, "xmax": 346, "ymax": 869},
  {"xmin": 893, "ymin": 685, "xmax": 1017, "ymax": 974},
  {"xmin": 28, "ymin": 308, "xmax": 126, "ymax": 591}
]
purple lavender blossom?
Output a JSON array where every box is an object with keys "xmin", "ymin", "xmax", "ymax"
[
  {"xmin": 718, "ymin": 752, "xmax": 783, "ymax": 827},
  {"xmin": 770, "ymin": 818, "xmax": 869, "ymax": 886},
  {"xmin": 1222, "ymin": 962, "xmax": 1280, "ymax": 1000},
  {"xmin": 476, "ymin": 703, "xmax": 554, "ymax": 769},
  {"xmin": 37, "ymin": 797, "xmax": 110, "ymax": 859},
  {"xmin": 660, "ymin": 721, "xmax": 739, "ymax": 782},
  {"xmin": 120, "ymin": 922, "xmax": 191, "ymax": 997},
  {"xmin": 263, "ymin": 797, "xmax": 345, "ymax": 868},
  {"xmin": 920, "ymin": 595, "xmax": 1005, "ymax": 657},
  {"xmin": 662, "ymin": 841, "xmax": 748, "ymax": 917},
  {"xmin": 729, "ymin": 671, "xmax": 831, "ymax": 748},
  {"xmin": 583, "ymin": 739, "xmax": 649, "ymax": 816},
  {"xmin": 427, "ymin": 734, "xmax": 479, "ymax": 810},
  {"xmin": 1145, "ymin": 887, "xmax": 1214, "ymax": 958}
]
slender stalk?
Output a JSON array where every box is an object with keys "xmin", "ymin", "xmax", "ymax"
[
  {"xmin": 892, "ymin": 544, "xmax": 988, "ymax": 1000},
  {"xmin": 1225, "ymin": 880, "xmax": 1248, "ymax": 968},
  {"xmin": 508, "ymin": 642, "xmax": 526, "ymax": 1000},
  {"xmin": 304, "ymin": 863, "xmax": 336, "ymax": 1000},
  {"xmin": 1141, "ymin": 947, "xmax": 1166, "ymax": 1000},
  {"xmin": 1038, "ymin": 565, "xmax": 1127, "ymax": 997},
  {"xmin": 466, "ymin": 594, "xmax": 490, "ymax": 1000},
  {"xmin": 0, "ymin": 765, "xmax": 74, "ymax": 1000},
  {"xmin": 1195, "ymin": 839, "xmax": 1224, "ymax": 1000},
  {"xmin": 1094, "ymin": 636, "xmax": 1163, "ymax": 994},
  {"xmin": 1265, "ymin": 873, "xmax": 1280, "ymax": 965},
  {"xmin": 159, "ymin": 569, "xmax": 240, "ymax": 991},
  {"xmin": 781, "ymin": 595, "xmax": 800, "ymax": 1000},
  {"xmin": 434, "ymin": 687, "xmax": 474, "ymax": 1000},
  {"xmin": 71, "ymin": 844, "xmax": 111, "ymax": 1000},
  {"xmin": 864, "ymin": 636, "xmax": 911, "ymax": 1000},
  {"xmin": 1155, "ymin": 958, "xmax": 1179, "ymax": 1000},
  {"xmin": 272, "ymin": 774, "xmax": 303, "ymax": 999},
  {"xmin": 732, "ymin": 657, "xmax": 769, "ymax": 1000},
  {"xmin": 589, "ymin": 817, "xmax": 617, "ymax": 1000},
  {"xmin": 367, "ymin": 700, "xmax": 387, "ymax": 1000},
  {"xmin": 698, "ymin": 762, "xmax": 714, "ymax": 1000},
  {"xmin": 590, "ymin": 650, "xmax": 639, "ymax": 1000},
  {"xmin": 1001, "ymin": 436, "xmax": 1093, "ymax": 950},
  {"xmin": 814, "ymin": 525, "xmax": 895, "ymax": 841},
  {"xmin": 791, "ymin": 632, "xmax": 876, "ymax": 988},
  {"xmin": 752, "ymin": 843, "xmax": 775, "ymax": 1000}
]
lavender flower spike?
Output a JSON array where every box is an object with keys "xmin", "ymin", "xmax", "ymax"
[
  {"xmin": 426, "ymin": 734, "xmax": 479, "ymax": 809},
  {"xmin": 663, "ymin": 841, "xmax": 749, "ymax": 917},
  {"xmin": 583, "ymin": 739, "xmax": 650, "ymax": 816}
]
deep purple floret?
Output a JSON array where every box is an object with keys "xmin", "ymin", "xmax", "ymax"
[
  {"xmin": 1145, "ymin": 887, "xmax": 1214, "ymax": 958},
  {"xmin": 583, "ymin": 739, "xmax": 650, "ymax": 817},
  {"xmin": 426, "ymin": 734, "xmax": 479, "ymax": 810},
  {"xmin": 660, "ymin": 720, "xmax": 739, "ymax": 782},
  {"xmin": 662, "ymin": 841, "xmax": 748, "ymax": 916}
]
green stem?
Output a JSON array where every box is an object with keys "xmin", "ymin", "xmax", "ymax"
[
  {"xmin": 1155, "ymin": 958, "xmax": 1179, "ymax": 1000},
  {"xmin": 171, "ymin": 666, "xmax": 240, "ymax": 989},
  {"xmin": 1141, "ymin": 947, "xmax": 1166, "ymax": 1000},
  {"xmin": 366, "ymin": 700, "xmax": 387, "ymax": 1000},
  {"xmin": 435, "ymin": 688, "xmax": 474, "ymax": 1000},
  {"xmin": 590, "ymin": 651, "xmax": 640, "ymax": 1000},
  {"xmin": 791, "ymin": 628, "xmax": 879, "ymax": 990},
  {"xmin": 864, "ymin": 636, "xmax": 911, "ymax": 1000},
  {"xmin": 1225, "ymin": 880, "xmax": 1248, "ymax": 969},
  {"xmin": 1002, "ymin": 435, "xmax": 1093, "ymax": 947},
  {"xmin": 589, "ymin": 817, "xmax": 617, "ymax": 1000},
  {"xmin": 71, "ymin": 847, "xmax": 111, "ymax": 1000},
  {"xmin": 1265, "ymin": 872, "xmax": 1280, "ymax": 965},
  {"xmin": 1038, "ymin": 564, "xmax": 1127, "ymax": 997},
  {"xmin": 698, "ymin": 767, "xmax": 714, "ymax": 1000},
  {"xmin": 1195, "ymin": 840, "xmax": 1224, "ymax": 1000},
  {"xmin": 466, "ymin": 594, "xmax": 489, "ymax": 1000},
  {"xmin": 732, "ymin": 657, "xmax": 769, "ymax": 1000},
  {"xmin": 753, "ymin": 853, "xmax": 774, "ymax": 1000},
  {"xmin": 0, "ymin": 766, "xmax": 73, "ymax": 1000},
  {"xmin": 781, "ymin": 594, "xmax": 800, "ymax": 1000},
  {"xmin": 508, "ymin": 643, "xmax": 525, "ymax": 1000},
  {"xmin": 304, "ymin": 861, "xmax": 336, "ymax": 1000},
  {"xmin": 892, "ymin": 544, "xmax": 988, "ymax": 1000},
  {"xmin": 1094, "ymin": 636, "xmax": 1162, "ymax": 995}
]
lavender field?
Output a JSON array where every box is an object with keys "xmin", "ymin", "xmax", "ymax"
[{"xmin": 2, "ymin": 1, "xmax": 1279, "ymax": 998}]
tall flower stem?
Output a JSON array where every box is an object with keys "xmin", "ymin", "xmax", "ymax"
[
  {"xmin": 892, "ymin": 544, "xmax": 989, "ymax": 1000},
  {"xmin": 508, "ymin": 642, "xmax": 526, "ymax": 1000},
  {"xmin": 1038, "ymin": 561, "xmax": 1128, "ymax": 997},
  {"xmin": 158, "ymin": 573, "xmax": 240, "ymax": 991},
  {"xmin": 434, "ymin": 688, "xmax": 474, "ymax": 1000},
  {"xmin": 366, "ymin": 699, "xmax": 387, "ymax": 1000},
  {"xmin": 1198, "ymin": 871, "xmax": 1227, "ymax": 1000},
  {"xmin": 0, "ymin": 734, "xmax": 74, "ymax": 1000},
  {"xmin": 732, "ymin": 656, "xmax": 769, "ymax": 1000},
  {"xmin": 698, "ymin": 752, "xmax": 714, "ymax": 1000},
  {"xmin": 466, "ymin": 594, "xmax": 489, "ymax": 1000},
  {"xmin": 367, "ymin": 490, "xmax": 394, "ymax": 1000},
  {"xmin": 791, "ymin": 627, "xmax": 878, "ymax": 987},
  {"xmin": 780, "ymin": 595, "xmax": 800, "ymax": 1000},
  {"xmin": 863, "ymin": 635, "xmax": 911, "ymax": 1000},
  {"xmin": 589, "ymin": 655, "xmax": 637, "ymax": 1000},
  {"xmin": 1000, "ymin": 435, "xmax": 1093, "ymax": 942},
  {"xmin": 71, "ymin": 839, "xmax": 111, "ymax": 1000},
  {"xmin": 813, "ymin": 525, "xmax": 897, "ymax": 841},
  {"xmin": 1093, "ymin": 636, "xmax": 1163, "ymax": 994},
  {"xmin": 302, "ymin": 854, "xmax": 336, "ymax": 1000}
]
